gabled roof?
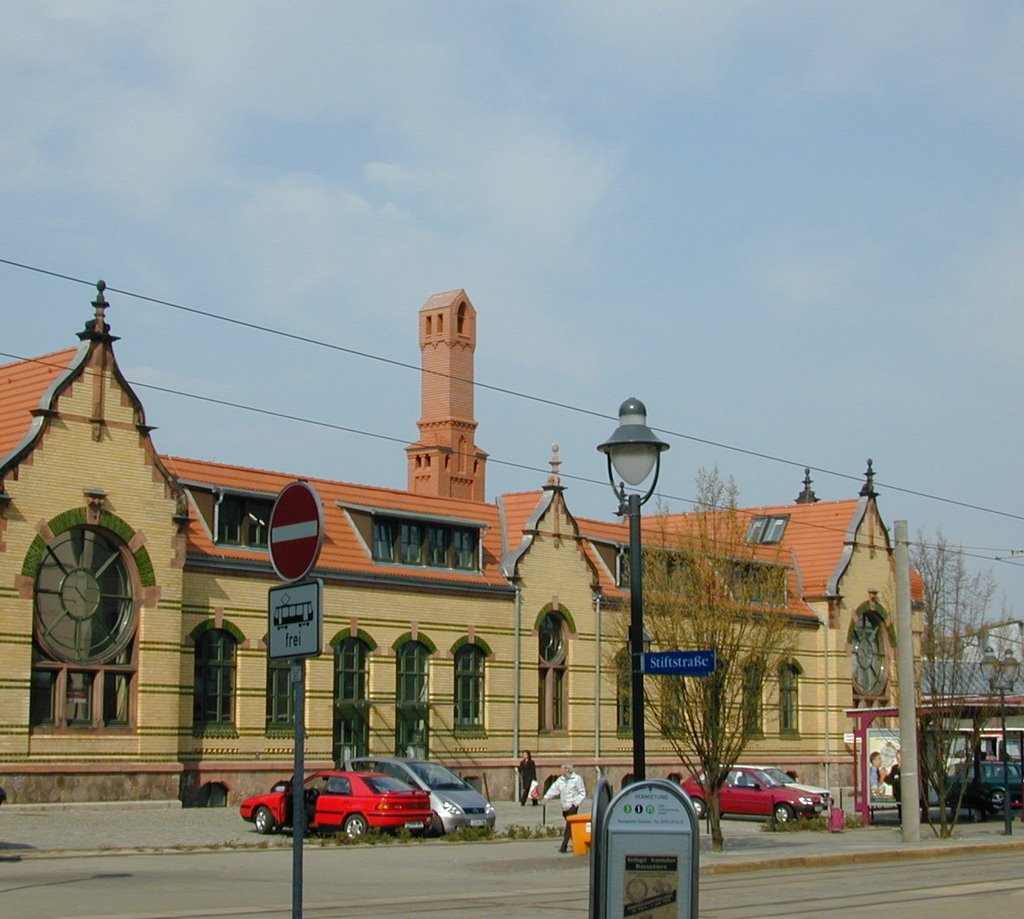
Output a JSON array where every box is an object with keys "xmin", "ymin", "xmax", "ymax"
[
  {"xmin": 163, "ymin": 455, "xmax": 510, "ymax": 593},
  {"xmin": 0, "ymin": 347, "xmax": 82, "ymax": 461}
]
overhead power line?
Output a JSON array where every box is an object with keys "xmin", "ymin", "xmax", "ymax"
[
  {"xmin": 3, "ymin": 347, "xmax": 1023, "ymax": 574},
  {"xmin": 2, "ymin": 256, "xmax": 1023, "ymax": 527}
]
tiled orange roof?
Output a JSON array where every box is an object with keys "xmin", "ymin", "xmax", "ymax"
[
  {"xmin": 577, "ymin": 500, "xmax": 877, "ymax": 618},
  {"xmin": 0, "ymin": 347, "xmax": 80, "ymax": 459},
  {"xmin": 741, "ymin": 500, "xmax": 864, "ymax": 598},
  {"xmin": 162, "ymin": 455, "xmax": 510, "ymax": 591}
]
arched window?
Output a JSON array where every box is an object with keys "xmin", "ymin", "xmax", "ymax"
[
  {"xmin": 396, "ymin": 640, "xmax": 429, "ymax": 756},
  {"xmin": 779, "ymin": 662, "xmax": 801, "ymax": 736},
  {"xmin": 454, "ymin": 644, "xmax": 485, "ymax": 729},
  {"xmin": 31, "ymin": 525, "xmax": 137, "ymax": 729},
  {"xmin": 851, "ymin": 610, "xmax": 887, "ymax": 696},
  {"xmin": 334, "ymin": 637, "xmax": 371, "ymax": 761},
  {"xmin": 266, "ymin": 657, "xmax": 294, "ymax": 731},
  {"xmin": 538, "ymin": 612, "xmax": 567, "ymax": 732},
  {"xmin": 194, "ymin": 629, "xmax": 237, "ymax": 730},
  {"xmin": 743, "ymin": 662, "xmax": 765, "ymax": 738}
]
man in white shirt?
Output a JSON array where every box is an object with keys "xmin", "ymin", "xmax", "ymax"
[{"xmin": 543, "ymin": 763, "xmax": 587, "ymax": 853}]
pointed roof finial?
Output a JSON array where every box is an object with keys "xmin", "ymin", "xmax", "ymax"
[
  {"xmin": 859, "ymin": 458, "xmax": 877, "ymax": 498},
  {"xmin": 795, "ymin": 467, "xmax": 818, "ymax": 504},
  {"xmin": 547, "ymin": 443, "xmax": 562, "ymax": 487},
  {"xmin": 78, "ymin": 279, "xmax": 118, "ymax": 343}
]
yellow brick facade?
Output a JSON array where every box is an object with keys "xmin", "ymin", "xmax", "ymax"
[{"xmin": 0, "ymin": 292, "xmax": 911, "ymax": 805}]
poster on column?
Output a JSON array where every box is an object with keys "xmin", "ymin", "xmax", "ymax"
[
  {"xmin": 867, "ymin": 728, "xmax": 900, "ymax": 806},
  {"xmin": 622, "ymin": 854, "xmax": 679, "ymax": 918}
]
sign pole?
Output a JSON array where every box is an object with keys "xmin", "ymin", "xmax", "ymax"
[
  {"xmin": 292, "ymin": 660, "xmax": 305, "ymax": 919},
  {"xmin": 267, "ymin": 481, "xmax": 325, "ymax": 919}
]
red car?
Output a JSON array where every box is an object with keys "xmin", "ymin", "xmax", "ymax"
[
  {"xmin": 240, "ymin": 770, "xmax": 432, "ymax": 839},
  {"xmin": 681, "ymin": 766, "xmax": 826, "ymax": 823}
]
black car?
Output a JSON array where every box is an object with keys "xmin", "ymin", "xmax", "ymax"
[{"xmin": 946, "ymin": 761, "xmax": 1023, "ymax": 816}]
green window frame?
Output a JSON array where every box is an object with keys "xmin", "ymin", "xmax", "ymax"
[
  {"xmin": 193, "ymin": 629, "xmax": 236, "ymax": 729},
  {"xmin": 779, "ymin": 662, "xmax": 800, "ymax": 736},
  {"xmin": 334, "ymin": 637, "xmax": 370, "ymax": 761},
  {"xmin": 453, "ymin": 644, "xmax": 485, "ymax": 730},
  {"xmin": 395, "ymin": 640, "xmax": 429, "ymax": 757},
  {"xmin": 266, "ymin": 657, "xmax": 294, "ymax": 731}
]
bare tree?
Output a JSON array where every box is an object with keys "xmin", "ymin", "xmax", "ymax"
[
  {"xmin": 638, "ymin": 469, "xmax": 795, "ymax": 851},
  {"xmin": 911, "ymin": 529, "xmax": 996, "ymax": 838}
]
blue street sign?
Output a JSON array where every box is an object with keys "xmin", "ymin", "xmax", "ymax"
[{"xmin": 642, "ymin": 649, "xmax": 717, "ymax": 676}]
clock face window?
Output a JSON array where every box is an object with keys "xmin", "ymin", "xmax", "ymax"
[
  {"xmin": 539, "ymin": 613, "xmax": 565, "ymax": 664},
  {"xmin": 34, "ymin": 528, "xmax": 135, "ymax": 664}
]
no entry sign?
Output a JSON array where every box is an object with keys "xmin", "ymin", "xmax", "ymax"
[{"xmin": 268, "ymin": 480, "xmax": 324, "ymax": 582}]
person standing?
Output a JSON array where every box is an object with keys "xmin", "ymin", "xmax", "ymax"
[
  {"xmin": 518, "ymin": 751, "xmax": 538, "ymax": 806},
  {"xmin": 543, "ymin": 763, "xmax": 587, "ymax": 853},
  {"xmin": 887, "ymin": 751, "xmax": 903, "ymax": 824}
]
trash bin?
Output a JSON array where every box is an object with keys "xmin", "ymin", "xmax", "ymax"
[
  {"xmin": 829, "ymin": 804, "xmax": 845, "ymax": 833},
  {"xmin": 566, "ymin": 813, "xmax": 592, "ymax": 855}
]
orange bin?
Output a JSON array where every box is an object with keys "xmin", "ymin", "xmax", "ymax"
[{"xmin": 566, "ymin": 813, "xmax": 592, "ymax": 855}]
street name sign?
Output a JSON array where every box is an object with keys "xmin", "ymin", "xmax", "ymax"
[
  {"xmin": 642, "ymin": 649, "xmax": 717, "ymax": 677},
  {"xmin": 268, "ymin": 480, "xmax": 324, "ymax": 582},
  {"xmin": 268, "ymin": 579, "xmax": 323, "ymax": 660}
]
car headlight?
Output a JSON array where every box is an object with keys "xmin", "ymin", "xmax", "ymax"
[
  {"xmin": 485, "ymin": 802, "xmax": 495, "ymax": 815},
  {"xmin": 798, "ymin": 796, "xmax": 815, "ymax": 806},
  {"xmin": 440, "ymin": 800, "xmax": 464, "ymax": 815}
]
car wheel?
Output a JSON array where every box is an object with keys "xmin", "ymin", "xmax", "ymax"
[
  {"xmin": 429, "ymin": 811, "xmax": 446, "ymax": 836},
  {"xmin": 253, "ymin": 806, "xmax": 278, "ymax": 835},
  {"xmin": 987, "ymin": 789, "xmax": 1006, "ymax": 815},
  {"xmin": 773, "ymin": 803, "xmax": 795, "ymax": 824},
  {"xmin": 690, "ymin": 797, "xmax": 706, "ymax": 819},
  {"xmin": 342, "ymin": 813, "xmax": 368, "ymax": 840}
]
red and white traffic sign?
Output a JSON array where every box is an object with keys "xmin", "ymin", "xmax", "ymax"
[{"xmin": 268, "ymin": 480, "xmax": 324, "ymax": 582}]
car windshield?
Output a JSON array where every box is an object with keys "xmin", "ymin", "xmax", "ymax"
[
  {"xmin": 751, "ymin": 770, "xmax": 784, "ymax": 787},
  {"xmin": 363, "ymin": 775, "xmax": 415, "ymax": 794},
  {"xmin": 983, "ymin": 762, "xmax": 1023, "ymax": 782},
  {"xmin": 407, "ymin": 761, "xmax": 469, "ymax": 790},
  {"xmin": 760, "ymin": 768, "xmax": 792, "ymax": 786}
]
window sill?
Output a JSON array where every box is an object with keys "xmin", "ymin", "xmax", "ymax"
[{"xmin": 193, "ymin": 725, "xmax": 239, "ymax": 739}]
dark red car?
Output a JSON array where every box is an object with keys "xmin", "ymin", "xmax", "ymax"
[
  {"xmin": 681, "ymin": 766, "xmax": 826, "ymax": 823},
  {"xmin": 240, "ymin": 770, "xmax": 432, "ymax": 839}
]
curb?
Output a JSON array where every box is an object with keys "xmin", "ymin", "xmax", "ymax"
[{"xmin": 701, "ymin": 836, "xmax": 1024, "ymax": 875}]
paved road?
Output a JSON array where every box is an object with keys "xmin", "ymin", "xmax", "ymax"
[
  {"xmin": 2, "ymin": 834, "xmax": 1024, "ymax": 918},
  {"xmin": 3, "ymin": 801, "xmax": 1024, "ymax": 917}
]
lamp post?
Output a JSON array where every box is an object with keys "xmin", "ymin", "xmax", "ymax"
[
  {"xmin": 981, "ymin": 646, "xmax": 1020, "ymax": 836},
  {"xmin": 598, "ymin": 398, "xmax": 669, "ymax": 783}
]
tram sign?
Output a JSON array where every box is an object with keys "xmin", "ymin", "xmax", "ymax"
[
  {"xmin": 268, "ymin": 480, "xmax": 324, "ymax": 582},
  {"xmin": 268, "ymin": 579, "xmax": 322, "ymax": 660}
]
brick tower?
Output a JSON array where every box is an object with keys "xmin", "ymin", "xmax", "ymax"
[{"xmin": 406, "ymin": 290, "xmax": 487, "ymax": 501}]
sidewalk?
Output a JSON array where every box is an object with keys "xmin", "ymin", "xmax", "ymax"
[{"xmin": 2, "ymin": 798, "xmax": 1023, "ymax": 873}]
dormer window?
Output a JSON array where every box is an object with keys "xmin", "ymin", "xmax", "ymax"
[
  {"xmin": 745, "ymin": 514, "xmax": 789, "ymax": 545},
  {"xmin": 371, "ymin": 515, "xmax": 479, "ymax": 571},
  {"xmin": 216, "ymin": 495, "xmax": 273, "ymax": 548}
]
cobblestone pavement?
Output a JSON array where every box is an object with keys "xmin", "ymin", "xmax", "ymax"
[{"xmin": 3, "ymin": 797, "xmax": 1024, "ymax": 873}]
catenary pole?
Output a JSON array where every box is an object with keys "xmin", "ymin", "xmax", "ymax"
[{"xmin": 894, "ymin": 520, "xmax": 921, "ymax": 842}]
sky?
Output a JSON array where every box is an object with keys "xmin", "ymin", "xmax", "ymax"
[{"xmin": 2, "ymin": 1, "xmax": 1023, "ymax": 617}]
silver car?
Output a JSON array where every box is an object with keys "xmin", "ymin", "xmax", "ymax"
[{"xmin": 345, "ymin": 757, "xmax": 496, "ymax": 835}]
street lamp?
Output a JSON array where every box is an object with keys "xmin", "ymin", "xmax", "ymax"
[
  {"xmin": 981, "ymin": 646, "xmax": 1020, "ymax": 836},
  {"xmin": 598, "ymin": 398, "xmax": 669, "ymax": 783}
]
